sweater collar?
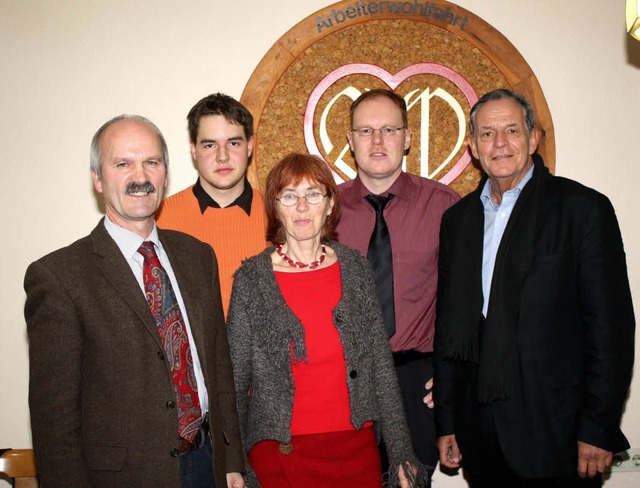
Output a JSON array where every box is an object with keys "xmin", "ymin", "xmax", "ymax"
[{"xmin": 192, "ymin": 177, "xmax": 254, "ymax": 216}]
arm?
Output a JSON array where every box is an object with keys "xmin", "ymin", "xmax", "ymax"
[
  {"xmin": 208, "ymin": 247, "xmax": 245, "ymax": 475},
  {"xmin": 226, "ymin": 270, "xmax": 253, "ymax": 449},
  {"xmin": 226, "ymin": 267, "xmax": 259, "ymax": 486},
  {"xmin": 24, "ymin": 261, "xmax": 91, "ymax": 486},
  {"xmin": 354, "ymin": 257, "xmax": 428, "ymax": 486},
  {"xmin": 433, "ymin": 212, "xmax": 458, "ymax": 439},
  {"xmin": 366, "ymin": 274, "xmax": 414, "ymax": 466},
  {"xmin": 575, "ymin": 194, "xmax": 634, "ymax": 454}
]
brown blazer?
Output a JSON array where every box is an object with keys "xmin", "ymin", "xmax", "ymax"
[{"xmin": 24, "ymin": 220, "xmax": 244, "ymax": 487}]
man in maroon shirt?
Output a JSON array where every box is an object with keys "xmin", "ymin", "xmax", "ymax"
[{"xmin": 336, "ymin": 89, "xmax": 459, "ymax": 483}]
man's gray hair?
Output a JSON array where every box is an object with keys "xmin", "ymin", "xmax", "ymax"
[
  {"xmin": 469, "ymin": 89, "xmax": 536, "ymax": 137},
  {"xmin": 90, "ymin": 114, "xmax": 169, "ymax": 179}
]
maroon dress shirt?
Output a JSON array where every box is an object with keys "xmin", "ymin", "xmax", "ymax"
[{"xmin": 337, "ymin": 172, "xmax": 460, "ymax": 353}]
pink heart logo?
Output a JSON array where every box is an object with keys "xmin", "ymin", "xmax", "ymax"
[{"xmin": 304, "ymin": 63, "xmax": 478, "ymax": 185}]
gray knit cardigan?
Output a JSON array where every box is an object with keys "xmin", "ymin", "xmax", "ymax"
[{"xmin": 227, "ymin": 242, "xmax": 425, "ymax": 487}]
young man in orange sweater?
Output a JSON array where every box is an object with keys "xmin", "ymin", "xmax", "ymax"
[{"xmin": 156, "ymin": 94, "xmax": 267, "ymax": 315}]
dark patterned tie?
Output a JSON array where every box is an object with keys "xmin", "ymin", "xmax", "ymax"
[
  {"xmin": 366, "ymin": 194, "xmax": 396, "ymax": 338},
  {"xmin": 138, "ymin": 241, "xmax": 202, "ymax": 443}
]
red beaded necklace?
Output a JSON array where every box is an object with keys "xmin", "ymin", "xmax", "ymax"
[{"xmin": 276, "ymin": 244, "xmax": 326, "ymax": 269}]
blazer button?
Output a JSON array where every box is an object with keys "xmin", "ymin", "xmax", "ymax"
[
  {"xmin": 349, "ymin": 370, "xmax": 357, "ymax": 379},
  {"xmin": 170, "ymin": 448, "xmax": 180, "ymax": 457},
  {"xmin": 157, "ymin": 351, "xmax": 165, "ymax": 361},
  {"xmin": 166, "ymin": 400, "xmax": 176, "ymax": 409}
]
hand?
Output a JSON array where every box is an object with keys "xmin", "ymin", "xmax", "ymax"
[
  {"xmin": 423, "ymin": 377, "xmax": 434, "ymax": 409},
  {"xmin": 226, "ymin": 472, "xmax": 245, "ymax": 488},
  {"xmin": 437, "ymin": 434, "xmax": 462, "ymax": 469},
  {"xmin": 398, "ymin": 463, "xmax": 417, "ymax": 488},
  {"xmin": 577, "ymin": 441, "xmax": 612, "ymax": 478}
]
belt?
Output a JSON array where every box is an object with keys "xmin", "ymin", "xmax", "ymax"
[
  {"xmin": 392, "ymin": 350, "xmax": 432, "ymax": 366},
  {"xmin": 177, "ymin": 415, "xmax": 209, "ymax": 456}
]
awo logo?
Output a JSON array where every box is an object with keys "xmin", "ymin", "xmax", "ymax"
[{"xmin": 303, "ymin": 63, "xmax": 478, "ymax": 185}]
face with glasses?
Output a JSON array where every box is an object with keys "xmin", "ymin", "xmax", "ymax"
[
  {"xmin": 347, "ymin": 95, "xmax": 411, "ymax": 189},
  {"xmin": 276, "ymin": 179, "xmax": 334, "ymax": 245}
]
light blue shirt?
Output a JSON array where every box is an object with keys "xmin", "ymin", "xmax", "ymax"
[
  {"xmin": 103, "ymin": 216, "xmax": 209, "ymax": 415},
  {"xmin": 480, "ymin": 165, "xmax": 534, "ymax": 317}
]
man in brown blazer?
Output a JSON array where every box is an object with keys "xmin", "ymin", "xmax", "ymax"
[{"xmin": 24, "ymin": 115, "xmax": 245, "ymax": 487}]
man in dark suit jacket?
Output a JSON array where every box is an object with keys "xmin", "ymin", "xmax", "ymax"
[
  {"xmin": 434, "ymin": 89, "xmax": 634, "ymax": 487},
  {"xmin": 24, "ymin": 115, "xmax": 245, "ymax": 487}
]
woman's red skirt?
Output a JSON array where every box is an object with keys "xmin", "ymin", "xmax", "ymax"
[{"xmin": 248, "ymin": 426, "xmax": 383, "ymax": 488}]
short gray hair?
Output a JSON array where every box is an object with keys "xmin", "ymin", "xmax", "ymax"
[
  {"xmin": 90, "ymin": 114, "xmax": 169, "ymax": 179},
  {"xmin": 469, "ymin": 89, "xmax": 536, "ymax": 138}
]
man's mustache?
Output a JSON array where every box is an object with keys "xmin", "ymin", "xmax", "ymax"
[{"xmin": 125, "ymin": 181, "xmax": 156, "ymax": 195}]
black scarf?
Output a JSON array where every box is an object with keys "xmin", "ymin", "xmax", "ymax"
[{"xmin": 443, "ymin": 155, "xmax": 549, "ymax": 403}]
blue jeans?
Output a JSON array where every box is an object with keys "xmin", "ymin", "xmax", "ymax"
[{"xmin": 180, "ymin": 432, "xmax": 215, "ymax": 488}]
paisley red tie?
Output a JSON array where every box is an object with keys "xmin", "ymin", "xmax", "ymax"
[{"xmin": 138, "ymin": 241, "xmax": 202, "ymax": 442}]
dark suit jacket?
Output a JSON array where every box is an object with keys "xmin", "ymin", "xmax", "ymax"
[
  {"xmin": 24, "ymin": 220, "xmax": 244, "ymax": 487},
  {"xmin": 434, "ymin": 156, "xmax": 635, "ymax": 478}
]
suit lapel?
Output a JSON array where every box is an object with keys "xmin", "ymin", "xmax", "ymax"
[
  {"xmin": 463, "ymin": 185, "xmax": 485, "ymax": 301},
  {"xmin": 90, "ymin": 221, "xmax": 164, "ymax": 350},
  {"xmin": 159, "ymin": 232, "xmax": 207, "ymax": 356}
]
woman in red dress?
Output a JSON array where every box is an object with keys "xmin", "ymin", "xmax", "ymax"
[{"xmin": 227, "ymin": 153, "xmax": 427, "ymax": 488}]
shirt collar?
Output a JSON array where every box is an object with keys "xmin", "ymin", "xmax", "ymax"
[
  {"xmin": 351, "ymin": 171, "xmax": 411, "ymax": 200},
  {"xmin": 192, "ymin": 177, "xmax": 253, "ymax": 216},
  {"xmin": 103, "ymin": 214, "xmax": 162, "ymax": 259},
  {"xmin": 480, "ymin": 163, "xmax": 534, "ymax": 210}
]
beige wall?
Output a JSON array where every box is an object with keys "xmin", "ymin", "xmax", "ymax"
[{"xmin": 1, "ymin": 0, "xmax": 638, "ymax": 486}]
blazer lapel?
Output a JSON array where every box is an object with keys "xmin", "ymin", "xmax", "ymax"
[
  {"xmin": 463, "ymin": 185, "xmax": 485, "ymax": 301},
  {"xmin": 90, "ymin": 221, "xmax": 164, "ymax": 351},
  {"xmin": 160, "ymin": 234, "xmax": 206, "ymax": 351}
]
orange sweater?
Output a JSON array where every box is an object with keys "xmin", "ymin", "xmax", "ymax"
[{"xmin": 156, "ymin": 185, "xmax": 267, "ymax": 315}]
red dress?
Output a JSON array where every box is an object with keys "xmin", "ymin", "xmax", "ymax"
[{"xmin": 249, "ymin": 262, "xmax": 382, "ymax": 488}]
